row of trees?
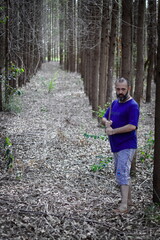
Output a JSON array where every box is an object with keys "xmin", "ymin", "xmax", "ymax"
[
  {"xmin": 0, "ymin": 0, "xmax": 59, "ymax": 110},
  {"xmin": 0, "ymin": 0, "xmax": 157, "ymax": 110},
  {"xmin": 59, "ymin": 0, "xmax": 157, "ymax": 110},
  {"xmin": 0, "ymin": 0, "xmax": 160, "ymax": 203},
  {"xmin": 0, "ymin": 0, "xmax": 42, "ymax": 109}
]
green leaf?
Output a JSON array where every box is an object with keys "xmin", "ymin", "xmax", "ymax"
[{"xmin": 4, "ymin": 137, "xmax": 12, "ymax": 147}]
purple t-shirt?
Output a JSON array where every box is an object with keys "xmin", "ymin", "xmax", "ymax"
[{"xmin": 103, "ymin": 98, "xmax": 139, "ymax": 152}]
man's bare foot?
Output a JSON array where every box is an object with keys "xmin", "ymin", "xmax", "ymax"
[{"xmin": 113, "ymin": 203, "xmax": 128, "ymax": 214}]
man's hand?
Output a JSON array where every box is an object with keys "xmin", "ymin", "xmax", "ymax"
[
  {"xmin": 105, "ymin": 126, "xmax": 114, "ymax": 136},
  {"xmin": 102, "ymin": 117, "xmax": 113, "ymax": 128}
]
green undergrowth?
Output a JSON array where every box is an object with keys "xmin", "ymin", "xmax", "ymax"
[
  {"xmin": 83, "ymin": 133, "xmax": 108, "ymax": 141},
  {"xmin": 3, "ymin": 90, "xmax": 23, "ymax": 113},
  {"xmin": 83, "ymin": 132, "xmax": 111, "ymax": 172},
  {"xmin": 40, "ymin": 71, "xmax": 58, "ymax": 93},
  {"xmin": 90, "ymin": 155, "xmax": 112, "ymax": 172},
  {"xmin": 49, "ymin": 71, "xmax": 59, "ymax": 92},
  {"xmin": 92, "ymin": 103, "xmax": 111, "ymax": 118},
  {"xmin": 1, "ymin": 137, "xmax": 15, "ymax": 170},
  {"xmin": 139, "ymin": 131, "xmax": 154, "ymax": 163},
  {"xmin": 84, "ymin": 129, "xmax": 154, "ymax": 173},
  {"xmin": 144, "ymin": 204, "xmax": 160, "ymax": 225},
  {"xmin": 48, "ymin": 78, "xmax": 56, "ymax": 93}
]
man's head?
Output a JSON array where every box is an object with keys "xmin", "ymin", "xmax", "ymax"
[{"xmin": 115, "ymin": 77, "xmax": 131, "ymax": 102}]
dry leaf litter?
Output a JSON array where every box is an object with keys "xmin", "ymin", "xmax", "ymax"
[{"xmin": 0, "ymin": 62, "xmax": 159, "ymax": 240}]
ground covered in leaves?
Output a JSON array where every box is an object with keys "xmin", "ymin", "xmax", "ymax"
[{"xmin": 0, "ymin": 62, "xmax": 159, "ymax": 240}]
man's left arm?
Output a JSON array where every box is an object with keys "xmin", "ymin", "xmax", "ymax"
[{"xmin": 106, "ymin": 124, "xmax": 136, "ymax": 136}]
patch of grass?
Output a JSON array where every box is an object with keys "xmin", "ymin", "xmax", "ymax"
[
  {"xmin": 48, "ymin": 71, "xmax": 59, "ymax": 93},
  {"xmin": 3, "ymin": 90, "xmax": 23, "ymax": 113},
  {"xmin": 48, "ymin": 79, "xmax": 56, "ymax": 93},
  {"xmin": 139, "ymin": 131, "xmax": 154, "ymax": 163}
]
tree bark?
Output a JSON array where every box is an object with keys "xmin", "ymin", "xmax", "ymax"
[
  {"xmin": 121, "ymin": 0, "xmax": 132, "ymax": 81},
  {"xmin": 107, "ymin": 0, "xmax": 119, "ymax": 102},
  {"xmin": 89, "ymin": 0, "xmax": 102, "ymax": 115},
  {"xmin": 134, "ymin": 0, "xmax": 145, "ymax": 106},
  {"xmin": 0, "ymin": 0, "xmax": 5, "ymax": 110},
  {"xmin": 67, "ymin": 0, "xmax": 76, "ymax": 72},
  {"xmin": 59, "ymin": 0, "xmax": 64, "ymax": 67},
  {"xmin": 98, "ymin": 0, "xmax": 110, "ymax": 109},
  {"xmin": 153, "ymin": 0, "xmax": 160, "ymax": 204},
  {"xmin": 5, "ymin": 0, "xmax": 10, "ymax": 104},
  {"xmin": 146, "ymin": 0, "xmax": 156, "ymax": 103}
]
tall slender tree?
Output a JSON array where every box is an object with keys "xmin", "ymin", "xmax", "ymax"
[
  {"xmin": 153, "ymin": 0, "xmax": 160, "ymax": 204},
  {"xmin": 79, "ymin": 0, "xmax": 102, "ymax": 108},
  {"xmin": 0, "ymin": 0, "xmax": 5, "ymax": 110},
  {"xmin": 121, "ymin": 0, "xmax": 132, "ymax": 81},
  {"xmin": 89, "ymin": 0, "xmax": 102, "ymax": 114},
  {"xmin": 59, "ymin": 0, "xmax": 65, "ymax": 67},
  {"xmin": 134, "ymin": 0, "xmax": 145, "ymax": 106},
  {"xmin": 107, "ymin": 0, "xmax": 119, "ymax": 102},
  {"xmin": 47, "ymin": 0, "xmax": 52, "ymax": 62},
  {"xmin": 146, "ymin": 0, "xmax": 157, "ymax": 103},
  {"xmin": 98, "ymin": 0, "xmax": 111, "ymax": 108},
  {"xmin": 4, "ymin": 0, "xmax": 10, "ymax": 103},
  {"xmin": 67, "ymin": 0, "xmax": 76, "ymax": 72}
]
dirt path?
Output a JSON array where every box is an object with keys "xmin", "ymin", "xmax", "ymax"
[{"xmin": 0, "ymin": 62, "xmax": 158, "ymax": 240}]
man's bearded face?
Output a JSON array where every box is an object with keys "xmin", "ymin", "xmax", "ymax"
[
  {"xmin": 115, "ymin": 81, "xmax": 130, "ymax": 102},
  {"xmin": 116, "ymin": 91, "xmax": 129, "ymax": 102}
]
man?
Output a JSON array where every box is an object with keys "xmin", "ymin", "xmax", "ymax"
[{"xmin": 102, "ymin": 77, "xmax": 139, "ymax": 213}]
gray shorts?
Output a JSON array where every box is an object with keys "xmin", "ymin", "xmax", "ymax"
[{"xmin": 113, "ymin": 149, "xmax": 136, "ymax": 185}]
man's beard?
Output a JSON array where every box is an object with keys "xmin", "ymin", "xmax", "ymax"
[{"xmin": 117, "ymin": 91, "xmax": 129, "ymax": 102}]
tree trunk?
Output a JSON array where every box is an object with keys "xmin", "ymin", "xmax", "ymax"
[
  {"xmin": 115, "ymin": 3, "xmax": 121, "ymax": 78},
  {"xmin": 47, "ymin": 0, "xmax": 52, "ymax": 62},
  {"xmin": 107, "ymin": 0, "xmax": 119, "ymax": 102},
  {"xmin": 153, "ymin": 0, "xmax": 160, "ymax": 204},
  {"xmin": 134, "ymin": 0, "xmax": 145, "ymax": 106},
  {"xmin": 34, "ymin": 0, "xmax": 43, "ymax": 73},
  {"xmin": 77, "ymin": 0, "xmax": 82, "ymax": 74},
  {"xmin": 80, "ymin": 0, "xmax": 101, "ymax": 112},
  {"xmin": 67, "ymin": 0, "xmax": 76, "ymax": 72},
  {"xmin": 64, "ymin": 2, "xmax": 68, "ymax": 71},
  {"xmin": 121, "ymin": 0, "xmax": 132, "ymax": 81},
  {"xmin": 89, "ymin": 0, "xmax": 102, "ymax": 115},
  {"xmin": 98, "ymin": 0, "xmax": 110, "ymax": 108},
  {"xmin": 0, "ymin": 0, "xmax": 5, "ymax": 110},
  {"xmin": 5, "ymin": 0, "xmax": 10, "ymax": 104},
  {"xmin": 146, "ymin": 0, "xmax": 156, "ymax": 103},
  {"xmin": 132, "ymin": 0, "xmax": 145, "ymax": 174},
  {"xmin": 59, "ymin": 0, "xmax": 64, "ymax": 67}
]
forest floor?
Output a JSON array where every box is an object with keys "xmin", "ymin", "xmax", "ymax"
[{"xmin": 0, "ymin": 62, "xmax": 159, "ymax": 240}]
